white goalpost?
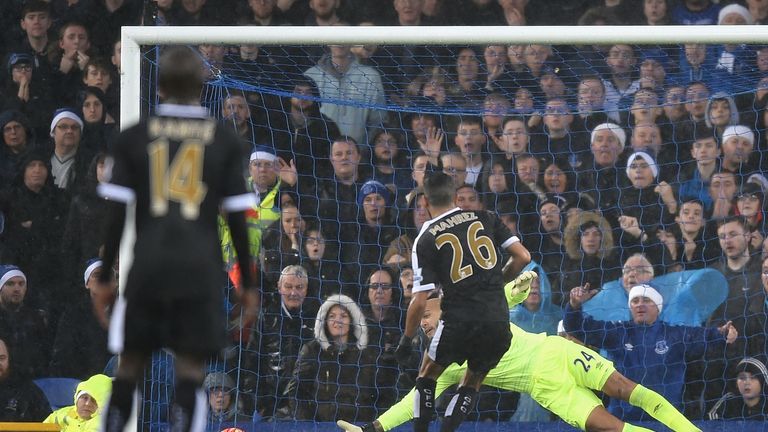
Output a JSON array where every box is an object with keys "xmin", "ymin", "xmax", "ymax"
[{"xmin": 116, "ymin": 24, "xmax": 768, "ymax": 430}]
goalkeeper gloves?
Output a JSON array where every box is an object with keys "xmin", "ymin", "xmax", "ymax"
[
  {"xmin": 395, "ymin": 334, "xmax": 413, "ymax": 365},
  {"xmin": 337, "ymin": 420, "xmax": 376, "ymax": 432},
  {"xmin": 505, "ymin": 270, "xmax": 538, "ymax": 307}
]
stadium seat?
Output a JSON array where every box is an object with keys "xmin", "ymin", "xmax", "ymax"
[{"xmin": 33, "ymin": 378, "xmax": 80, "ymax": 411}]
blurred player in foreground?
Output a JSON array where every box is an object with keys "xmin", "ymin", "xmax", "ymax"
[
  {"xmin": 93, "ymin": 46, "xmax": 259, "ymax": 432},
  {"xmin": 339, "ymin": 271, "xmax": 701, "ymax": 432}
]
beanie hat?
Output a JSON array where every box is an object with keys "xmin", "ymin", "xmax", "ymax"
[
  {"xmin": 358, "ymin": 180, "xmax": 391, "ymax": 207},
  {"xmin": 49, "ymin": 108, "xmax": 84, "ymax": 137},
  {"xmin": 83, "ymin": 258, "xmax": 103, "ymax": 286},
  {"xmin": 628, "ymin": 284, "xmax": 663, "ymax": 314},
  {"xmin": 249, "ymin": 144, "xmax": 277, "ymax": 162},
  {"xmin": 736, "ymin": 357, "xmax": 768, "ymax": 387},
  {"xmin": 718, "ymin": 4, "xmax": 754, "ymax": 25},
  {"xmin": 203, "ymin": 372, "xmax": 235, "ymax": 391},
  {"xmin": 626, "ymin": 151, "xmax": 658, "ymax": 179},
  {"xmin": 721, "ymin": 125, "xmax": 754, "ymax": 147},
  {"xmin": 7, "ymin": 53, "xmax": 32, "ymax": 75},
  {"xmin": 0, "ymin": 265, "xmax": 26, "ymax": 291},
  {"xmin": 591, "ymin": 123, "xmax": 626, "ymax": 148}
]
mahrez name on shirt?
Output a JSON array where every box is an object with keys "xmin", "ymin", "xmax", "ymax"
[{"xmin": 428, "ymin": 212, "xmax": 479, "ymax": 235}]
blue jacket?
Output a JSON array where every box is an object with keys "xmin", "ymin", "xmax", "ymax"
[{"xmin": 564, "ymin": 305, "xmax": 726, "ymax": 421}]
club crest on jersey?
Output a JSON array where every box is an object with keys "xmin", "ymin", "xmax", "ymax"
[
  {"xmin": 624, "ymin": 343, "xmax": 634, "ymax": 351},
  {"xmin": 654, "ymin": 340, "xmax": 669, "ymax": 355}
]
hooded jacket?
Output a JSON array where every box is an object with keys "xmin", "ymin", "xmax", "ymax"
[
  {"xmin": 43, "ymin": 374, "xmax": 112, "ymax": 432},
  {"xmin": 287, "ymin": 294, "xmax": 378, "ymax": 422},
  {"xmin": 509, "ymin": 262, "xmax": 563, "ymax": 336},
  {"xmin": 0, "ymin": 110, "xmax": 34, "ymax": 189},
  {"xmin": 704, "ymin": 92, "xmax": 740, "ymax": 129}
]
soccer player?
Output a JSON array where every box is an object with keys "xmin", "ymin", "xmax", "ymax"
[
  {"xmin": 339, "ymin": 272, "xmax": 702, "ymax": 432},
  {"xmin": 92, "ymin": 46, "xmax": 259, "ymax": 432},
  {"xmin": 394, "ymin": 172, "xmax": 531, "ymax": 432}
]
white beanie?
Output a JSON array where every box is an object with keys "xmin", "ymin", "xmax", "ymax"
[
  {"xmin": 626, "ymin": 151, "xmax": 658, "ymax": 179},
  {"xmin": 591, "ymin": 123, "xmax": 626, "ymax": 148},
  {"xmin": 627, "ymin": 284, "xmax": 663, "ymax": 314},
  {"xmin": 83, "ymin": 259, "xmax": 103, "ymax": 286},
  {"xmin": 718, "ymin": 4, "xmax": 754, "ymax": 25},
  {"xmin": 722, "ymin": 125, "xmax": 754, "ymax": 147},
  {"xmin": 0, "ymin": 265, "xmax": 26, "ymax": 292},
  {"xmin": 49, "ymin": 109, "xmax": 84, "ymax": 137}
]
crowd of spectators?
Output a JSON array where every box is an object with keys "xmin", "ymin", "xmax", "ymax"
[{"xmin": 0, "ymin": 0, "xmax": 768, "ymax": 428}]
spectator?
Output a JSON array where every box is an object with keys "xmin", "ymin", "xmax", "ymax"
[
  {"xmin": 361, "ymin": 267, "xmax": 403, "ymax": 412},
  {"xmin": 480, "ymin": 158, "xmax": 515, "ymax": 212},
  {"xmin": 439, "ymin": 151, "xmax": 468, "ymax": 187},
  {"xmin": 603, "ymin": 44, "xmax": 641, "ymax": 116},
  {"xmin": 43, "ymin": 374, "xmax": 112, "ymax": 432},
  {"xmin": 451, "ymin": 47, "xmax": 486, "ymax": 106},
  {"xmin": 0, "ymin": 265, "xmax": 49, "ymax": 378},
  {"xmin": 49, "ymin": 259, "xmax": 112, "ymax": 379},
  {"xmin": 677, "ymin": 126, "xmax": 720, "ymax": 213},
  {"xmin": 51, "ymin": 22, "xmax": 93, "ymax": 103},
  {"xmin": 565, "ymin": 283, "xmax": 737, "ymax": 421},
  {"xmin": 708, "ymin": 356, "xmax": 768, "ymax": 420},
  {"xmin": 735, "ymin": 183, "xmax": 766, "ymax": 245},
  {"xmin": 204, "ymin": 371, "xmax": 252, "ymax": 425},
  {"xmin": 48, "ymin": 108, "xmax": 95, "ymax": 192},
  {"xmin": 709, "ymin": 170, "xmax": 739, "ymax": 220},
  {"xmin": 704, "ymin": 93, "xmax": 739, "ymax": 138},
  {"xmin": 287, "ymin": 294, "xmax": 377, "ymax": 422},
  {"xmin": 643, "ymin": 0, "xmax": 671, "ymax": 26},
  {"xmin": 383, "ymin": 190, "xmax": 428, "ymax": 266},
  {"xmin": 0, "ymin": 151, "xmax": 68, "ymax": 312},
  {"xmin": 301, "ymin": 225, "xmax": 343, "ymax": 300},
  {"xmin": 658, "ymin": 85, "xmax": 689, "ymax": 147},
  {"xmin": 251, "ymin": 264, "xmax": 317, "ymax": 418},
  {"xmin": 529, "ymin": 98, "xmax": 589, "ymax": 160},
  {"xmin": 577, "ymin": 122, "xmax": 629, "ymax": 220},
  {"xmin": 340, "ymin": 180, "xmax": 400, "ymax": 298},
  {"xmin": 455, "ymin": 183, "xmax": 483, "ymax": 211},
  {"xmin": 60, "ymin": 153, "xmax": 109, "ymax": 289},
  {"xmin": 285, "ymin": 77, "xmax": 341, "ymax": 190},
  {"xmin": 676, "ymin": 44, "xmax": 731, "ymax": 94},
  {"xmin": 580, "ymin": 252, "xmax": 655, "ymax": 322},
  {"xmin": 453, "ymin": 116, "xmax": 488, "ymax": 188},
  {"xmin": 14, "ymin": 1, "xmax": 55, "ymax": 94},
  {"xmin": 368, "ymin": 129, "xmax": 411, "ymax": 198},
  {"xmin": 2, "ymin": 53, "xmax": 55, "ymax": 136},
  {"xmin": 0, "ymin": 337, "xmax": 49, "ymax": 421},
  {"xmin": 304, "ymin": 44, "xmax": 387, "ymax": 144},
  {"xmin": 574, "ymin": 75, "xmax": 617, "ymax": 135},
  {"xmin": 557, "ymin": 211, "xmax": 621, "ymax": 308},
  {"xmin": 309, "ymin": 135, "xmax": 369, "ymax": 241},
  {"xmin": 656, "ymin": 198, "xmax": 721, "ymax": 271},
  {"xmin": 219, "ymin": 145, "xmax": 295, "ymax": 281},
  {"xmin": 77, "ymin": 87, "xmax": 115, "ymax": 153},
  {"xmin": 261, "ymin": 203, "xmax": 304, "ymax": 287},
  {"xmin": 80, "ymin": 58, "xmax": 115, "ymax": 110},
  {"xmin": 523, "ymin": 196, "xmax": 568, "ymax": 280},
  {"xmin": 747, "ymin": 0, "xmax": 768, "ymax": 24},
  {"xmin": 671, "ymin": 0, "xmax": 721, "ymax": 25},
  {"xmin": 0, "ymin": 110, "xmax": 35, "ymax": 189},
  {"xmin": 721, "ymin": 125, "xmax": 758, "ymax": 177}
]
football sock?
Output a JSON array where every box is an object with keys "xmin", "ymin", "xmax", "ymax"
[
  {"xmin": 103, "ymin": 378, "xmax": 135, "ymax": 432},
  {"xmin": 413, "ymin": 377, "xmax": 437, "ymax": 432},
  {"xmin": 628, "ymin": 384, "xmax": 700, "ymax": 432},
  {"xmin": 622, "ymin": 423, "xmax": 654, "ymax": 431},
  {"xmin": 439, "ymin": 386, "xmax": 478, "ymax": 432}
]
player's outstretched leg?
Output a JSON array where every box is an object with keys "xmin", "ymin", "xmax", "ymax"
[
  {"xmin": 439, "ymin": 386, "xmax": 478, "ymax": 432},
  {"xmin": 103, "ymin": 352, "xmax": 146, "ymax": 432},
  {"xmin": 601, "ymin": 372, "xmax": 701, "ymax": 432},
  {"xmin": 171, "ymin": 354, "xmax": 208, "ymax": 432},
  {"xmin": 413, "ymin": 377, "xmax": 437, "ymax": 432},
  {"xmin": 585, "ymin": 405, "xmax": 653, "ymax": 432}
]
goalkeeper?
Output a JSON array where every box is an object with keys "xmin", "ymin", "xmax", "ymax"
[{"xmin": 338, "ymin": 271, "xmax": 700, "ymax": 432}]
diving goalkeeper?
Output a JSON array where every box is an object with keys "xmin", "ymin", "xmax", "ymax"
[{"xmin": 338, "ymin": 271, "xmax": 700, "ymax": 432}]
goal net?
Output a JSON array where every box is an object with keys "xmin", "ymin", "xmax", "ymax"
[{"xmin": 122, "ymin": 25, "xmax": 768, "ymax": 431}]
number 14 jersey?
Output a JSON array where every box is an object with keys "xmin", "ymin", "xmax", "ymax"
[
  {"xmin": 99, "ymin": 104, "xmax": 254, "ymax": 295},
  {"xmin": 412, "ymin": 207, "xmax": 520, "ymax": 323}
]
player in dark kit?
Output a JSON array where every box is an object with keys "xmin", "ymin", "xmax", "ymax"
[
  {"xmin": 92, "ymin": 46, "xmax": 259, "ymax": 432},
  {"xmin": 394, "ymin": 172, "xmax": 531, "ymax": 432}
]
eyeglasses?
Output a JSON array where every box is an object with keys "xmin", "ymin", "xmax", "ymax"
[
  {"xmin": 762, "ymin": 270, "xmax": 768, "ymax": 277},
  {"xmin": 12, "ymin": 65, "xmax": 32, "ymax": 72},
  {"xmin": 368, "ymin": 283, "xmax": 393, "ymax": 290},
  {"xmin": 305, "ymin": 236, "xmax": 325, "ymax": 244},
  {"xmin": 443, "ymin": 167, "xmax": 466, "ymax": 174},
  {"xmin": 622, "ymin": 266, "xmax": 653, "ymax": 275}
]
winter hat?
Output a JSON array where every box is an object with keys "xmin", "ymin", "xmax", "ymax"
[
  {"xmin": 249, "ymin": 144, "xmax": 277, "ymax": 163},
  {"xmin": 538, "ymin": 193, "xmax": 569, "ymax": 212},
  {"xmin": 736, "ymin": 357, "xmax": 768, "ymax": 387},
  {"xmin": 83, "ymin": 258, "xmax": 103, "ymax": 286},
  {"xmin": 358, "ymin": 180, "xmax": 391, "ymax": 207},
  {"xmin": 591, "ymin": 123, "xmax": 626, "ymax": 148},
  {"xmin": 0, "ymin": 265, "xmax": 25, "ymax": 291},
  {"xmin": 747, "ymin": 173, "xmax": 768, "ymax": 193},
  {"xmin": 721, "ymin": 125, "xmax": 754, "ymax": 147},
  {"xmin": 627, "ymin": 284, "xmax": 663, "ymax": 314},
  {"xmin": 626, "ymin": 151, "xmax": 658, "ymax": 179},
  {"xmin": 203, "ymin": 372, "xmax": 235, "ymax": 391},
  {"xmin": 7, "ymin": 53, "xmax": 32, "ymax": 75},
  {"xmin": 718, "ymin": 4, "xmax": 754, "ymax": 25},
  {"xmin": 49, "ymin": 108, "xmax": 84, "ymax": 137}
]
